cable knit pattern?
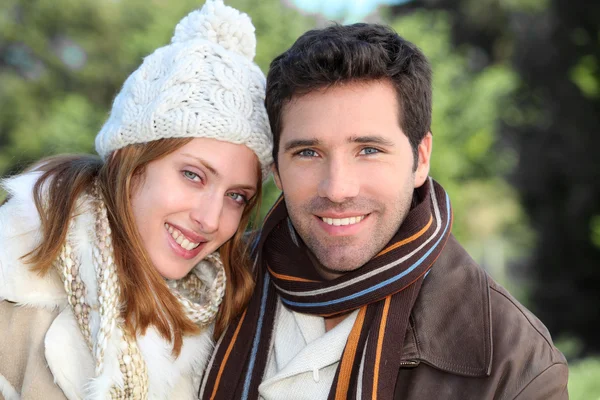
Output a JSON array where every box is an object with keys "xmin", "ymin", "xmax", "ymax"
[
  {"xmin": 172, "ymin": 0, "xmax": 257, "ymax": 60},
  {"xmin": 95, "ymin": 0, "xmax": 273, "ymax": 179}
]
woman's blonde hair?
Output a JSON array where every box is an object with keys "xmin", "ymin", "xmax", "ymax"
[{"xmin": 24, "ymin": 138, "xmax": 261, "ymax": 355}]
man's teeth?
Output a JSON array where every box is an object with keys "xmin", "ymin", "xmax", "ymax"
[
  {"xmin": 321, "ymin": 215, "xmax": 366, "ymax": 226},
  {"xmin": 165, "ymin": 223, "xmax": 201, "ymax": 251}
]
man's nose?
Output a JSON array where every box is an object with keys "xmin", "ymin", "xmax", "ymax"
[{"xmin": 317, "ymin": 158, "xmax": 360, "ymax": 203}]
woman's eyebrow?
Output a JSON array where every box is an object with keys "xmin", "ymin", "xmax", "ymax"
[
  {"xmin": 181, "ymin": 153, "xmax": 256, "ymax": 191},
  {"xmin": 181, "ymin": 153, "xmax": 220, "ymax": 178}
]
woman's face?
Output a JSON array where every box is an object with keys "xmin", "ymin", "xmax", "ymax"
[{"xmin": 130, "ymin": 138, "xmax": 259, "ymax": 280}]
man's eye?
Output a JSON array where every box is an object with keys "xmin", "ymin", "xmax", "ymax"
[
  {"xmin": 359, "ymin": 147, "xmax": 380, "ymax": 155},
  {"xmin": 297, "ymin": 149, "xmax": 319, "ymax": 157}
]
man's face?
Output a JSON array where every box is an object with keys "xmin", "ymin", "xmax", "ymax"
[{"xmin": 273, "ymin": 80, "xmax": 432, "ymax": 279}]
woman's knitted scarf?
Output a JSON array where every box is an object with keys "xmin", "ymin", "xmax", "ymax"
[
  {"xmin": 55, "ymin": 185, "xmax": 226, "ymax": 399},
  {"xmin": 200, "ymin": 177, "xmax": 452, "ymax": 400}
]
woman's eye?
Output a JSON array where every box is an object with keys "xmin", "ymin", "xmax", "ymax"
[
  {"xmin": 359, "ymin": 147, "xmax": 380, "ymax": 155},
  {"xmin": 183, "ymin": 170, "xmax": 201, "ymax": 182},
  {"xmin": 227, "ymin": 192, "xmax": 247, "ymax": 205},
  {"xmin": 297, "ymin": 149, "xmax": 319, "ymax": 158}
]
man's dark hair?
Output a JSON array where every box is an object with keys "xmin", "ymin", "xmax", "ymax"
[{"xmin": 265, "ymin": 23, "xmax": 432, "ymax": 169}]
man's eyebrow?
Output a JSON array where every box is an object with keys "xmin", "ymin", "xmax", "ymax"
[
  {"xmin": 349, "ymin": 135, "xmax": 395, "ymax": 146},
  {"xmin": 181, "ymin": 153, "xmax": 220, "ymax": 178},
  {"xmin": 283, "ymin": 139, "xmax": 321, "ymax": 152}
]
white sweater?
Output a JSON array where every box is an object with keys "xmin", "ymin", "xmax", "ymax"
[{"xmin": 259, "ymin": 298, "xmax": 358, "ymax": 400}]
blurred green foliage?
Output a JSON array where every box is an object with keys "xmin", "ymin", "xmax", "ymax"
[
  {"xmin": 0, "ymin": 0, "xmax": 316, "ymax": 175},
  {"xmin": 390, "ymin": 0, "xmax": 600, "ymax": 357},
  {"xmin": 389, "ymin": 11, "xmax": 531, "ymax": 267},
  {"xmin": 568, "ymin": 357, "xmax": 600, "ymax": 400},
  {"xmin": 0, "ymin": 0, "xmax": 315, "ymax": 206}
]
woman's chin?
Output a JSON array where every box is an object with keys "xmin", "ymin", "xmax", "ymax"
[{"xmin": 155, "ymin": 263, "xmax": 193, "ymax": 280}]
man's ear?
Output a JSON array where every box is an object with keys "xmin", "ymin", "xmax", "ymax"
[
  {"xmin": 272, "ymin": 164, "xmax": 283, "ymax": 191},
  {"xmin": 414, "ymin": 132, "xmax": 433, "ymax": 188}
]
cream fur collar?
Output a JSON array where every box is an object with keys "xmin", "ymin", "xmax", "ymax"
[{"xmin": 0, "ymin": 173, "xmax": 214, "ymax": 399}]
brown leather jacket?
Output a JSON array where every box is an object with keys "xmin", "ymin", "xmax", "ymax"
[{"xmin": 394, "ymin": 235, "xmax": 568, "ymax": 399}]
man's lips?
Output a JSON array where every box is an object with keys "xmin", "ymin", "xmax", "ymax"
[
  {"xmin": 315, "ymin": 213, "xmax": 369, "ymax": 227},
  {"xmin": 312, "ymin": 213, "xmax": 370, "ymax": 236}
]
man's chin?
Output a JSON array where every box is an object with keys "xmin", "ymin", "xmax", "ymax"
[{"xmin": 313, "ymin": 253, "xmax": 368, "ymax": 279}]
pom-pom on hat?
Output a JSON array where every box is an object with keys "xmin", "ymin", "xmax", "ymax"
[{"xmin": 95, "ymin": 0, "xmax": 273, "ymax": 180}]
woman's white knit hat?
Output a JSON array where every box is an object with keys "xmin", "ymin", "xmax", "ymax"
[{"xmin": 95, "ymin": 0, "xmax": 273, "ymax": 179}]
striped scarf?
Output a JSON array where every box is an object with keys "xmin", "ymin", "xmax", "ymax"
[{"xmin": 200, "ymin": 177, "xmax": 452, "ymax": 400}]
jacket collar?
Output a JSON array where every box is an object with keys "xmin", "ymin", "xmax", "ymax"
[
  {"xmin": 401, "ymin": 235, "xmax": 493, "ymax": 377},
  {"xmin": 0, "ymin": 172, "xmax": 67, "ymax": 309}
]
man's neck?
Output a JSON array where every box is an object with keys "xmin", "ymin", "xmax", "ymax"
[
  {"xmin": 324, "ymin": 312, "xmax": 352, "ymax": 332},
  {"xmin": 306, "ymin": 249, "xmax": 345, "ymax": 281}
]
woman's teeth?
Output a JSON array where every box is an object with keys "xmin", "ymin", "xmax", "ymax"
[
  {"xmin": 165, "ymin": 223, "xmax": 201, "ymax": 251},
  {"xmin": 321, "ymin": 215, "xmax": 366, "ymax": 226}
]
